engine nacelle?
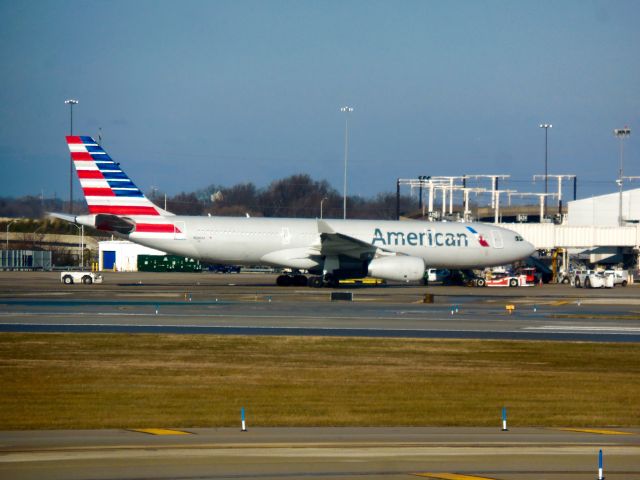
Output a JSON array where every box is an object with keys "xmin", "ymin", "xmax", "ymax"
[{"xmin": 367, "ymin": 255, "xmax": 425, "ymax": 282}]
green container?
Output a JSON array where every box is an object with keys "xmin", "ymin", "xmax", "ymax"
[{"xmin": 138, "ymin": 255, "xmax": 202, "ymax": 272}]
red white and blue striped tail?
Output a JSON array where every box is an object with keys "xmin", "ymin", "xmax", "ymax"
[
  {"xmin": 66, "ymin": 136, "xmax": 182, "ymax": 239},
  {"xmin": 66, "ymin": 135, "xmax": 168, "ymax": 216}
]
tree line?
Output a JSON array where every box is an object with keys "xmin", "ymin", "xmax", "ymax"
[{"xmin": 1, "ymin": 174, "xmax": 417, "ymax": 220}]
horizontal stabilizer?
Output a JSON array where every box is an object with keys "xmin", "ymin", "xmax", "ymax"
[{"xmin": 48, "ymin": 212, "xmax": 77, "ymax": 223}]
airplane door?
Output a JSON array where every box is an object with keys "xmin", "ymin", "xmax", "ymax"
[
  {"xmin": 491, "ymin": 230, "xmax": 503, "ymax": 248},
  {"xmin": 281, "ymin": 227, "xmax": 291, "ymax": 246}
]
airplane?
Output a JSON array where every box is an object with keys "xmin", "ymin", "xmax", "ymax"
[{"xmin": 51, "ymin": 135, "xmax": 535, "ymax": 287}]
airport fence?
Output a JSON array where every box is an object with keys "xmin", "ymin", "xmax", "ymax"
[{"xmin": 0, "ymin": 249, "xmax": 52, "ymax": 271}]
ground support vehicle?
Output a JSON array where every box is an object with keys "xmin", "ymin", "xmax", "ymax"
[
  {"xmin": 558, "ymin": 270, "xmax": 572, "ymax": 284},
  {"xmin": 445, "ymin": 269, "xmax": 480, "ymax": 286},
  {"xmin": 516, "ymin": 267, "xmax": 538, "ymax": 284},
  {"xmin": 573, "ymin": 271, "xmax": 613, "ymax": 288},
  {"xmin": 604, "ymin": 269, "xmax": 630, "ymax": 287},
  {"xmin": 423, "ymin": 269, "xmax": 451, "ymax": 284},
  {"xmin": 61, "ymin": 271, "xmax": 103, "ymax": 285},
  {"xmin": 476, "ymin": 273, "xmax": 531, "ymax": 287},
  {"xmin": 339, "ymin": 277, "xmax": 386, "ymax": 285},
  {"xmin": 570, "ymin": 270, "xmax": 594, "ymax": 287}
]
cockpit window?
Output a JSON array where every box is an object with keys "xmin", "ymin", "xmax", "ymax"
[{"xmin": 515, "ymin": 235, "xmax": 524, "ymax": 242}]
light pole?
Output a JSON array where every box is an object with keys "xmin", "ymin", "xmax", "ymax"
[
  {"xmin": 6, "ymin": 220, "xmax": 15, "ymax": 251},
  {"xmin": 614, "ymin": 127, "xmax": 631, "ymax": 226},
  {"xmin": 320, "ymin": 196, "xmax": 328, "ymax": 219},
  {"xmin": 539, "ymin": 124, "xmax": 552, "ymax": 220},
  {"xmin": 340, "ymin": 106, "xmax": 353, "ymax": 219},
  {"xmin": 65, "ymin": 99, "xmax": 79, "ymax": 214},
  {"xmin": 70, "ymin": 223, "xmax": 84, "ymax": 269}
]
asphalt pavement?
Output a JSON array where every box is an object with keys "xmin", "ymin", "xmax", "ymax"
[
  {"xmin": 1, "ymin": 271, "xmax": 639, "ymax": 479},
  {"xmin": 1, "ymin": 427, "xmax": 639, "ymax": 480},
  {"xmin": 1, "ymin": 271, "xmax": 639, "ymax": 341}
]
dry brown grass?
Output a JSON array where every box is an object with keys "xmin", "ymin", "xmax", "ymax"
[{"xmin": 0, "ymin": 334, "xmax": 638, "ymax": 429}]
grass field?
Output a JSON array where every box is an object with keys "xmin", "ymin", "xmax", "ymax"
[{"xmin": 0, "ymin": 333, "xmax": 638, "ymax": 430}]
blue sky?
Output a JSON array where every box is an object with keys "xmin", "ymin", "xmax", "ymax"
[{"xmin": 0, "ymin": 0, "xmax": 638, "ymax": 203}]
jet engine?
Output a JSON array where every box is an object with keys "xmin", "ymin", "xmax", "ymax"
[{"xmin": 367, "ymin": 255, "xmax": 425, "ymax": 282}]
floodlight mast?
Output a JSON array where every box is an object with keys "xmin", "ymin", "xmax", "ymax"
[
  {"xmin": 614, "ymin": 127, "xmax": 631, "ymax": 226},
  {"xmin": 340, "ymin": 106, "xmax": 353, "ymax": 219},
  {"xmin": 65, "ymin": 99, "xmax": 79, "ymax": 214},
  {"xmin": 6, "ymin": 220, "xmax": 16, "ymax": 251},
  {"xmin": 539, "ymin": 124, "xmax": 552, "ymax": 219}
]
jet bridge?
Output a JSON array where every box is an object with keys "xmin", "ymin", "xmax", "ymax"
[
  {"xmin": 497, "ymin": 223, "xmax": 640, "ymax": 273},
  {"xmin": 497, "ymin": 223, "xmax": 640, "ymax": 250}
]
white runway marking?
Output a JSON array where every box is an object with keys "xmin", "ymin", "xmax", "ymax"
[
  {"xmin": 0, "ymin": 321, "xmax": 505, "ymax": 333},
  {"xmin": 526, "ymin": 325, "xmax": 640, "ymax": 333},
  {"xmin": 0, "ymin": 311, "xmax": 500, "ymax": 323}
]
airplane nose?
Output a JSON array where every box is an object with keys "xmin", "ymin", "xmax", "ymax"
[{"xmin": 525, "ymin": 240, "xmax": 536, "ymax": 257}]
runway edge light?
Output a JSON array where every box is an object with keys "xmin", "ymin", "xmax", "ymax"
[
  {"xmin": 501, "ymin": 406, "xmax": 508, "ymax": 431},
  {"xmin": 598, "ymin": 449, "xmax": 604, "ymax": 480}
]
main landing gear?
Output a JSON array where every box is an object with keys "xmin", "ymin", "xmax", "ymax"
[
  {"xmin": 276, "ymin": 274, "xmax": 308, "ymax": 287},
  {"xmin": 275, "ymin": 274, "xmax": 339, "ymax": 288}
]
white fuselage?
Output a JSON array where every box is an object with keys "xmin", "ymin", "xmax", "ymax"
[{"xmin": 120, "ymin": 216, "xmax": 535, "ymax": 270}]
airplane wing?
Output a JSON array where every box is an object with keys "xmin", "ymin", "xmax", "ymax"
[{"xmin": 316, "ymin": 219, "xmax": 389, "ymax": 259}]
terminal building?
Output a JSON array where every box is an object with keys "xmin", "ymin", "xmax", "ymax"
[{"xmin": 568, "ymin": 188, "xmax": 640, "ymax": 226}]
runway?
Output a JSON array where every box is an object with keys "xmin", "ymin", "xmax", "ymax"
[{"xmin": 1, "ymin": 427, "xmax": 639, "ymax": 479}]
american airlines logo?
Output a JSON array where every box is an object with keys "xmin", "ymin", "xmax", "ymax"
[
  {"xmin": 465, "ymin": 226, "xmax": 490, "ymax": 247},
  {"xmin": 371, "ymin": 228, "xmax": 471, "ymax": 247}
]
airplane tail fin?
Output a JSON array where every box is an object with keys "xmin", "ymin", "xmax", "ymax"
[{"xmin": 65, "ymin": 136, "xmax": 172, "ymax": 217}]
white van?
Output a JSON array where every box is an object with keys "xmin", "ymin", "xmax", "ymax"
[{"xmin": 604, "ymin": 269, "xmax": 629, "ymax": 287}]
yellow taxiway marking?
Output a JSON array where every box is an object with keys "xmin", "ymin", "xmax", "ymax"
[
  {"xmin": 413, "ymin": 474, "xmax": 497, "ymax": 480},
  {"xmin": 560, "ymin": 428, "xmax": 632, "ymax": 436},
  {"xmin": 130, "ymin": 428, "xmax": 192, "ymax": 436},
  {"xmin": 551, "ymin": 300, "xmax": 571, "ymax": 306}
]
